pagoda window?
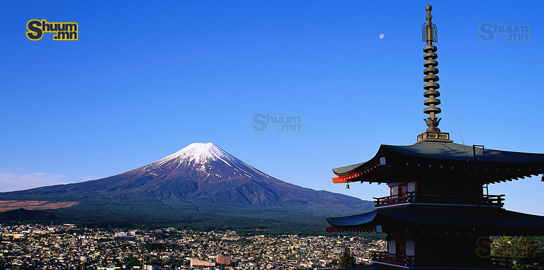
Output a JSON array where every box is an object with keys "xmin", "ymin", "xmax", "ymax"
[
  {"xmin": 407, "ymin": 182, "xmax": 416, "ymax": 193},
  {"xmin": 378, "ymin": 182, "xmax": 419, "ymax": 207},
  {"xmin": 388, "ymin": 240, "xmax": 396, "ymax": 254},
  {"xmin": 390, "ymin": 182, "xmax": 417, "ymax": 196},
  {"xmin": 390, "ymin": 186, "xmax": 398, "ymax": 198},
  {"xmin": 406, "ymin": 241, "xmax": 415, "ymax": 256}
]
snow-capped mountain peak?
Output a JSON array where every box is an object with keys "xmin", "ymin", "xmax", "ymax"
[
  {"xmin": 161, "ymin": 142, "xmax": 225, "ymax": 164},
  {"xmin": 142, "ymin": 143, "xmax": 274, "ymax": 180}
]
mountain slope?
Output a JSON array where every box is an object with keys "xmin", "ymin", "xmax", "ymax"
[{"xmin": 0, "ymin": 143, "xmax": 373, "ymax": 228}]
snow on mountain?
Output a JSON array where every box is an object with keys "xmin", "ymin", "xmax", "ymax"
[
  {"xmin": 141, "ymin": 142, "xmax": 274, "ymax": 180},
  {"xmin": 154, "ymin": 143, "xmax": 224, "ymax": 165}
]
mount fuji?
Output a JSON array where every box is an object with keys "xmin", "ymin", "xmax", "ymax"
[{"xmin": 0, "ymin": 143, "xmax": 373, "ymax": 231}]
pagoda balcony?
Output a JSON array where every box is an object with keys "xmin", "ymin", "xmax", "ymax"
[
  {"xmin": 371, "ymin": 252, "xmax": 415, "ymax": 267},
  {"xmin": 371, "ymin": 252, "xmax": 511, "ymax": 268},
  {"xmin": 373, "ymin": 192, "xmax": 504, "ymax": 208}
]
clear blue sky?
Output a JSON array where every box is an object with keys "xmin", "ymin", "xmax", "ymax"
[{"xmin": 2, "ymin": 1, "xmax": 543, "ymax": 215}]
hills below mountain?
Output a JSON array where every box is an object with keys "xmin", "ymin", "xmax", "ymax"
[
  {"xmin": 0, "ymin": 143, "xmax": 373, "ymax": 234},
  {"xmin": 0, "ymin": 208, "xmax": 59, "ymax": 222}
]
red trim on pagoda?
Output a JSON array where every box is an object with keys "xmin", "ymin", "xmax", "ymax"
[
  {"xmin": 332, "ymin": 160, "xmax": 382, "ymax": 183},
  {"xmin": 372, "ymin": 252, "xmax": 415, "ymax": 268},
  {"xmin": 331, "ymin": 143, "xmax": 544, "ymax": 184},
  {"xmin": 371, "ymin": 252, "xmax": 512, "ymax": 269}
]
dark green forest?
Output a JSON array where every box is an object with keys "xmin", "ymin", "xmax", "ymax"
[{"xmin": 492, "ymin": 236, "xmax": 544, "ymax": 270}]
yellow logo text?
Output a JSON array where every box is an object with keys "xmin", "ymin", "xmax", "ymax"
[
  {"xmin": 26, "ymin": 19, "xmax": 78, "ymax": 41},
  {"xmin": 476, "ymin": 236, "xmax": 492, "ymax": 258}
]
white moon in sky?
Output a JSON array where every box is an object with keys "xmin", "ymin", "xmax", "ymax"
[{"xmin": 379, "ymin": 34, "xmax": 385, "ymax": 39}]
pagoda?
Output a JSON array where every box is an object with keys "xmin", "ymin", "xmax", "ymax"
[{"xmin": 326, "ymin": 5, "xmax": 544, "ymax": 270}]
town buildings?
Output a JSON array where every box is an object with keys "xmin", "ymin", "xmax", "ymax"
[{"xmin": 0, "ymin": 223, "xmax": 385, "ymax": 269}]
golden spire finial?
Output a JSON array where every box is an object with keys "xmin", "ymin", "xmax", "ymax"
[
  {"xmin": 417, "ymin": 4, "xmax": 451, "ymax": 143},
  {"xmin": 422, "ymin": 4, "xmax": 441, "ymax": 132}
]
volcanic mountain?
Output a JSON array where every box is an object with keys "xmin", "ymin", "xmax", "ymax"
[{"xmin": 0, "ymin": 143, "xmax": 373, "ymax": 230}]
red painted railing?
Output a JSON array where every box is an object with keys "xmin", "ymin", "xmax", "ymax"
[
  {"xmin": 372, "ymin": 252, "xmax": 415, "ymax": 266},
  {"xmin": 372, "ymin": 252, "xmax": 511, "ymax": 268},
  {"xmin": 373, "ymin": 192, "xmax": 504, "ymax": 207}
]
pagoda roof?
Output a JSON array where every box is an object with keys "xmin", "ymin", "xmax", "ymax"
[
  {"xmin": 327, "ymin": 205, "xmax": 544, "ymax": 235},
  {"xmin": 332, "ymin": 141, "xmax": 544, "ymax": 184}
]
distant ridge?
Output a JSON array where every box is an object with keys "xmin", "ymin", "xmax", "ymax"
[
  {"xmin": 0, "ymin": 143, "xmax": 374, "ymax": 231},
  {"xmin": 0, "ymin": 208, "xmax": 59, "ymax": 222}
]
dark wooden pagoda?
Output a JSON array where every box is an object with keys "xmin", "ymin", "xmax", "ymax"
[{"xmin": 326, "ymin": 5, "xmax": 544, "ymax": 270}]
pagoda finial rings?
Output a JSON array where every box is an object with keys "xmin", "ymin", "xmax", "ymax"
[
  {"xmin": 424, "ymin": 60, "xmax": 439, "ymax": 67},
  {"xmin": 424, "ymin": 107, "xmax": 441, "ymax": 114},
  {"xmin": 424, "ymin": 67, "xmax": 439, "ymax": 75},
  {"xmin": 424, "ymin": 82, "xmax": 440, "ymax": 90},
  {"xmin": 423, "ymin": 45, "xmax": 437, "ymax": 52},
  {"xmin": 424, "ymin": 53, "xmax": 438, "ymax": 60},
  {"xmin": 424, "ymin": 98, "xmax": 441, "ymax": 106},
  {"xmin": 424, "ymin": 90, "xmax": 440, "ymax": 98},
  {"xmin": 424, "ymin": 75, "xmax": 439, "ymax": 82}
]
